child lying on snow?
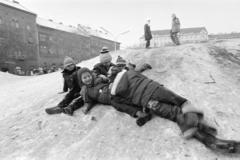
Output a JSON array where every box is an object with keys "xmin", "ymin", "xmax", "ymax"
[
  {"xmin": 77, "ymin": 67, "xmax": 149, "ymax": 119},
  {"xmin": 108, "ymin": 66, "xmax": 240, "ymax": 154}
]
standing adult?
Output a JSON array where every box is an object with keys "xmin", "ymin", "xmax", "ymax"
[
  {"xmin": 170, "ymin": 14, "xmax": 180, "ymax": 45},
  {"xmin": 144, "ymin": 18, "xmax": 152, "ymax": 49}
]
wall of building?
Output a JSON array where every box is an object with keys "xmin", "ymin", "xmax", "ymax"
[
  {"xmin": 0, "ymin": 3, "xmax": 38, "ymax": 75},
  {"xmin": 140, "ymin": 30, "xmax": 209, "ymax": 47}
]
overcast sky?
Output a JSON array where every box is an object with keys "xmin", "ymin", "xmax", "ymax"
[{"xmin": 18, "ymin": 0, "xmax": 240, "ymax": 47}]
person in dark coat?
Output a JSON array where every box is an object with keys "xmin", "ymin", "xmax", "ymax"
[
  {"xmin": 77, "ymin": 67, "xmax": 148, "ymax": 119},
  {"xmin": 60, "ymin": 56, "xmax": 81, "ymax": 93},
  {"xmin": 144, "ymin": 18, "xmax": 152, "ymax": 49},
  {"xmin": 108, "ymin": 66, "xmax": 240, "ymax": 153},
  {"xmin": 92, "ymin": 47, "xmax": 115, "ymax": 78},
  {"xmin": 45, "ymin": 56, "xmax": 84, "ymax": 116},
  {"xmin": 170, "ymin": 13, "xmax": 180, "ymax": 45}
]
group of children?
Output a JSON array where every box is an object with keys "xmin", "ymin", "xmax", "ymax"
[{"xmin": 45, "ymin": 46, "xmax": 240, "ymax": 154}]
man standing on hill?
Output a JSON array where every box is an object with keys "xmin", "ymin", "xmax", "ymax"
[
  {"xmin": 170, "ymin": 14, "xmax": 180, "ymax": 45},
  {"xmin": 144, "ymin": 18, "xmax": 152, "ymax": 49}
]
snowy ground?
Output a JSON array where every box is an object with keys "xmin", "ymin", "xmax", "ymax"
[{"xmin": 1, "ymin": 39, "xmax": 240, "ymax": 160}]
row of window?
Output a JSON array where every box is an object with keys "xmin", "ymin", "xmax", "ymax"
[{"xmin": 0, "ymin": 15, "xmax": 31, "ymax": 30}]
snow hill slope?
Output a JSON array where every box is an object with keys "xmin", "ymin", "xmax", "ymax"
[{"xmin": 1, "ymin": 39, "xmax": 240, "ymax": 160}]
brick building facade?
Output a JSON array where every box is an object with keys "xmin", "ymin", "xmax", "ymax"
[
  {"xmin": 0, "ymin": 0, "xmax": 39, "ymax": 75},
  {"xmin": 0, "ymin": 0, "xmax": 120, "ymax": 75}
]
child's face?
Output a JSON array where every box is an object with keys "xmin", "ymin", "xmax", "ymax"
[
  {"xmin": 102, "ymin": 61, "xmax": 111, "ymax": 67},
  {"xmin": 65, "ymin": 64, "xmax": 75, "ymax": 71},
  {"xmin": 81, "ymin": 72, "xmax": 93, "ymax": 85}
]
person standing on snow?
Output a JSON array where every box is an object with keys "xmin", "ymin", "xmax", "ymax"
[
  {"xmin": 170, "ymin": 13, "xmax": 180, "ymax": 45},
  {"xmin": 45, "ymin": 56, "xmax": 84, "ymax": 116},
  {"xmin": 144, "ymin": 18, "xmax": 152, "ymax": 49}
]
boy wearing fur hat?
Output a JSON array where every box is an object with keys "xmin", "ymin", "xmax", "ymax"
[
  {"xmin": 170, "ymin": 13, "xmax": 180, "ymax": 45},
  {"xmin": 92, "ymin": 47, "xmax": 116, "ymax": 78},
  {"xmin": 45, "ymin": 56, "xmax": 84, "ymax": 116}
]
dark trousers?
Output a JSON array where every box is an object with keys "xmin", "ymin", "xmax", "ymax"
[
  {"xmin": 170, "ymin": 32, "xmax": 180, "ymax": 45},
  {"xmin": 146, "ymin": 39, "xmax": 150, "ymax": 48},
  {"xmin": 150, "ymin": 86, "xmax": 187, "ymax": 107},
  {"xmin": 111, "ymin": 96, "xmax": 141, "ymax": 117}
]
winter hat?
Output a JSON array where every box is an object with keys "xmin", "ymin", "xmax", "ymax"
[
  {"xmin": 100, "ymin": 46, "xmax": 112, "ymax": 63},
  {"xmin": 63, "ymin": 56, "xmax": 75, "ymax": 68},
  {"xmin": 146, "ymin": 18, "xmax": 150, "ymax": 22},
  {"xmin": 77, "ymin": 67, "xmax": 92, "ymax": 85},
  {"xmin": 116, "ymin": 56, "xmax": 126, "ymax": 65}
]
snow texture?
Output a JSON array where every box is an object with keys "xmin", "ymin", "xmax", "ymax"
[{"xmin": 1, "ymin": 39, "xmax": 240, "ymax": 160}]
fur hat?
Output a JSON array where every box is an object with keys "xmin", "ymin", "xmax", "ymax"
[
  {"xmin": 100, "ymin": 46, "xmax": 112, "ymax": 63},
  {"xmin": 63, "ymin": 56, "xmax": 75, "ymax": 68},
  {"xmin": 116, "ymin": 56, "xmax": 126, "ymax": 65}
]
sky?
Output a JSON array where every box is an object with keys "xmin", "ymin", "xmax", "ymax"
[{"xmin": 18, "ymin": 0, "xmax": 240, "ymax": 47}]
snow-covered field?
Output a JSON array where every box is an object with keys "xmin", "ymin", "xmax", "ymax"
[{"xmin": 1, "ymin": 40, "xmax": 240, "ymax": 160}]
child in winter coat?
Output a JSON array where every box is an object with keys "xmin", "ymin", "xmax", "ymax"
[
  {"xmin": 92, "ymin": 47, "xmax": 115, "ymax": 78},
  {"xmin": 77, "ymin": 67, "xmax": 148, "ymax": 119},
  {"xmin": 45, "ymin": 56, "xmax": 84, "ymax": 116},
  {"xmin": 109, "ymin": 66, "xmax": 240, "ymax": 154}
]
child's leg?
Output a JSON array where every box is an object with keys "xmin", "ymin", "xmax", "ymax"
[
  {"xmin": 150, "ymin": 86, "xmax": 187, "ymax": 107},
  {"xmin": 110, "ymin": 99, "xmax": 142, "ymax": 118}
]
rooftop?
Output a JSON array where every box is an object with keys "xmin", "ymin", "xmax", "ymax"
[
  {"xmin": 140, "ymin": 27, "xmax": 208, "ymax": 39},
  {"xmin": 36, "ymin": 17, "xmax": 89, "ymax": 37},
  {"xmin": 0, "ymin": 0, "xmax": 36, "ymax": 15}
]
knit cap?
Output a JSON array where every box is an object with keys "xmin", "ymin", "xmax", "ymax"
[
  {"xmin": 116, "ymin": 56, "xmax": 126, "ymax": 65},
  {"xmin": 63, "ymin": 56, "xmax": 75, "ymax": 68},
  {"xmin": 100, "ymin": 46, "xmax": 112, "ymax": 63}
]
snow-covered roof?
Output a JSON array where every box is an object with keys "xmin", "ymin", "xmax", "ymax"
[
  {"xmin": 0, "ymin": 0, "xmax": 36, "ymax": 15},
  {"xmin": 36, "ymin": 17, "xmax": 89, "ymax": 37},
  {"xmin": 140, "ymin": 27, "xmax": 208, "ymax": 39},
  {"xmin": 82, "ymin": 26, "xmax": 120, "ymax": 43}
]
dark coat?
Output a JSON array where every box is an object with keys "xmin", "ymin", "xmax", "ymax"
[
  {"xmin": 82, "ymin": 76, "xmax": 141, "ymax": 117},
  {"xmin": 110, "ymin": 70, "xmax": 162, "ymax": 108},
  {"xmin": 144, "ymin": 24, "xmax": 152, "ymax": 40},
  {"xmin": 62, "ymin": 66, "xmax": 81, "ymax": 92},
  {"xmin": 92, "ymin": 62, "xmax": 116, "ymax": 77},
  {"xmin": 171, "ymin": 17, "xmax": 180, "ymax": 33},
  {"xmin": 83, "ymin": 77, "xmax": 110, "ymax": 105},
  {"xmin": 57, "ymin": 67, "xmax": 81, "ymax": 108}
]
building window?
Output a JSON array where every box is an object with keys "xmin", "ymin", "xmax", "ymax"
[
  {"xmin": 11, "ymin": 19, "xmax": 15, "ymax": 27},
  {"xmin": 16, "ymin": 20, "xmax": 20, "ymax": 28},
  {"xmin": 40, "ymin": 46, "xmax": 47, "ymax": 54},
  {"xmin": 26, "ymin": 23, "xmax": 31, "ymax": 30},
  {"xmin": 49, "ymin": 36, "xmax": 54, "ymax": 42},
  {"xmin": 28, "ymin": 36, "xmax": 33, "ymax": 44},
  {"xmin": 49, "ymin": 46, "xmax": 56, "ymax": 54},
  {"xmin": 0, "ymin": 15, "xmax": 3, "ymax": 24},
  {"xmin": 40, "ymin": 34, "xmax": 46, "ymax": 41}
]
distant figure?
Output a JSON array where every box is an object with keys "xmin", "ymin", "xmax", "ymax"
[
  {"xmin": 144, "ymin": 18, "xmax": 152, "ymax": 49},
  {"xmin": 170, "ymin": 14, "xmax": 180, "ymax": 45}
]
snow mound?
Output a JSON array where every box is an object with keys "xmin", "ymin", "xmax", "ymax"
[{"xmin": 1, "ymin": 40, "xmax": 240, "ymax": 160}]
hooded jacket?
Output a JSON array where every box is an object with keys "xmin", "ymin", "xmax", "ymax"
[{"xmin": 110, "ymin": 69, "xmax": 162, "ymax": 108}]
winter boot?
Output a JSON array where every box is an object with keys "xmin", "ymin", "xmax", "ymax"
[
  {"xmin": 194, "ymin": 130, "xmax": 240, "ymax": 153},
  {"xmin": 63, "ymin": 104, "xmax": 81, "ymax": 116},
  {"xmin": 45, "ymin": 106, "xmax": 63, "ymax": 115},
  {"xmin": 198, "ymin": 122, "xmax": 217, "ymax": 136},
  {"xmin": 63, "ymin": 97, "xmax": 84, "ymax": 116},
  {"xmin": 136, "ymin": 113, "xmax": 152, "ymax": 127}
]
